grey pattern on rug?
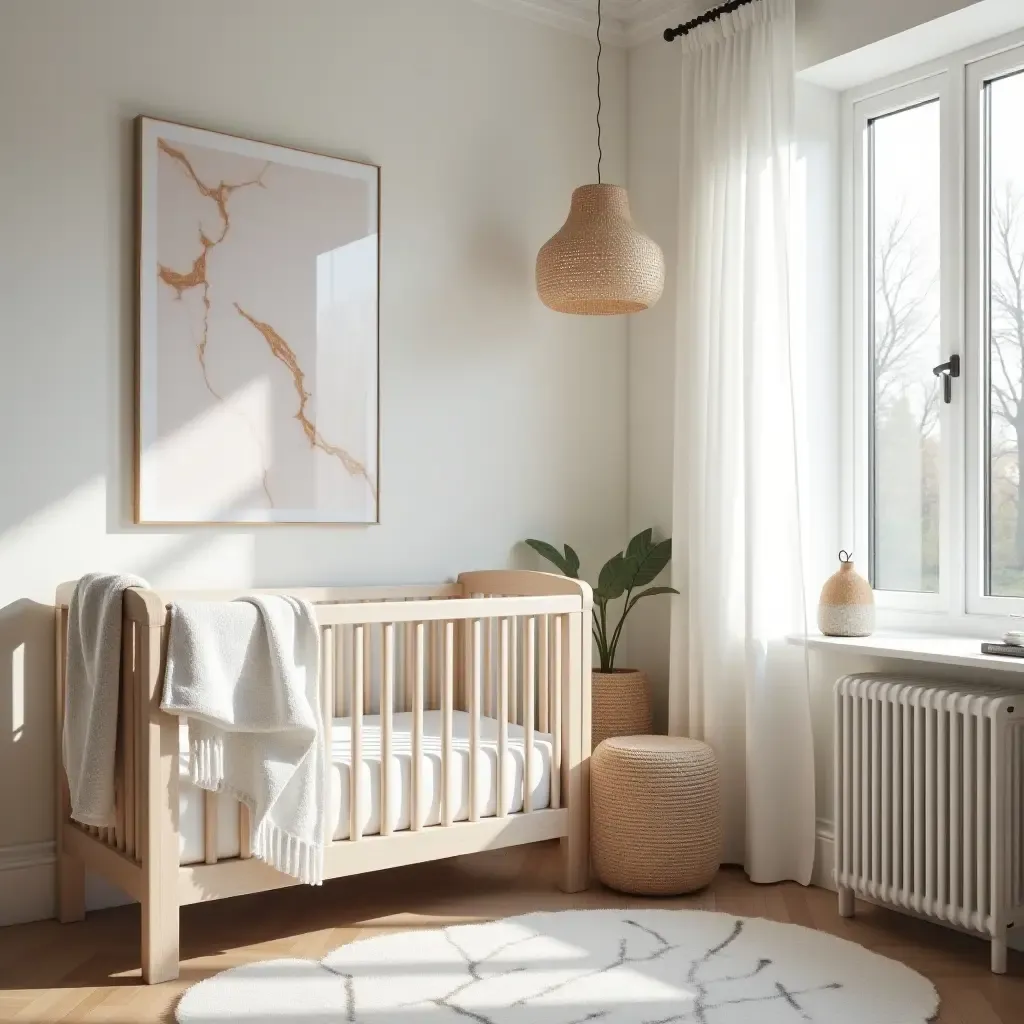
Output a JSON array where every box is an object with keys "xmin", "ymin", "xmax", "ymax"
[{"xmin": 176, "ymin": 908, "xmax": 939, "ymax": 1023}]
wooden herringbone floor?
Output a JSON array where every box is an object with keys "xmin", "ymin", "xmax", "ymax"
[{"xmin": 0, "ymin": 842, "xmax": 1021, "ymax": 1021}]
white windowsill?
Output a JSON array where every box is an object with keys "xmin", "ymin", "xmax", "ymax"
[{"xmin": 786, "ymin": 632, "xmax": 1024, "ymax": 674}]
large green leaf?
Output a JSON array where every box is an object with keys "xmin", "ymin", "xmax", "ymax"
[
  {"xmin": 625, "ymin": 528, "xmax": 653, "ymax": 562},
  {"xmin": 629, "ymin": 585, "xmax": 678, "ymax": 607},
  {"xmin": 563, "ymin": 544, "xmax": 581, "ymax": 579},
  {"xmin": 632, "ymin": 538, "xmax": 672, "ymax": 587},
  {"xmin": 525, "ymin": 539, "xmax": 570, "ymax": 576},
  {"xmin": 596, "ymin": 552, "xmax": 637, "ymax": 601}
]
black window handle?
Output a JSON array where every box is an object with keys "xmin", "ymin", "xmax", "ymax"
[{"xmin": 932, "ymin": 354, "xmax": 960, "ymax": 404}]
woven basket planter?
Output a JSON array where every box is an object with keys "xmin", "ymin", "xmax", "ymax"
[
  {"xmin": 591, "ymin": 735, "xmax": 722, "ymax": 895},
  {"xmin": 591, "ymin": 669, "xmax": 652, "ymax": 751}
]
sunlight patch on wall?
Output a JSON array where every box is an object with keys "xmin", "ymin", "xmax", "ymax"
[
  {"xmin": 0, "ymin": 383, "xmax": 277, "ymax": 603},
  {"xmin": 141, "ymin": 379, "xmax": 273, "ymax": 523}
]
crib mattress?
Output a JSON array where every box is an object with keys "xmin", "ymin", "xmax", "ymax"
[{"xmin": 178, "ymin": 711, "xmax": 554, "ymax": 865}]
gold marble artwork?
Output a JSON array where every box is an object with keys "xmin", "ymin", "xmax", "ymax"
[{"xmin": 136, "ymin": 117, "xmax": 379, "ymax": 524}]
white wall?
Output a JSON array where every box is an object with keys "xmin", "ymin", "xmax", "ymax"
[
  {"xmin": 0, "ymin": 0, "xmax": 628, "ymax": 923},
  {"xmin": 796, "ymin": 0, "xmax": 978, "ymax": 69}
]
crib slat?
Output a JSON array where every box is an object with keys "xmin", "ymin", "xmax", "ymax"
[
  {"xmin": 510, "ymin": 617, "xmax": 519, "ymax": 726},
  {"xmin": 442, "ymin": 621, "xmax": 455, "ymax": 827},
  {"xmin": 122, "ymin": 619, "xmax": 136, "ymax": 859},
  {"xmin": 429, "ymin": 621, "xmax": 439, "ymax": 711},
  {"xmin": 551, "ymin": 615, "xmax": 562, "ymax": 810},
  {"xmin": 458, "ymin": 618, "xmax": 468, "ymax": 716},
  {"xmin": 351, "ymin": 624, "xmax": 365, "ymax": 841},
  {"xmin": 469, "ymin": 619, "xmax": 481, "ymax": 822},
  {"xmin": 538, "ymin": 616, "xmax": 549, "ymax": 733},
  {"xmin": 405, "ymin": 622, "xmax": 415, "ymax": 714},
  {"xmin": 524, "ymin": 616, "xmax": 535, "ymax": 814},
  {"xmin": 363, "ymin": 624, "xmax": 373, "ymax": 715},
  {"xmin": 134, "ymin": 623, "xmax": 144, "ymax": 863},
  {"xmin": 335, "ymin": 627, "xmax": 346, "ymax": 719},
  {"xmin": 381, "ymin": 623, "xmax": 395, "ymax": 836},
  {"xmin": 483, "ymin": 616, "xmax": 493, "ymax": 720},
  {"xmin": 239, "ymin": 802, "xmax": 252, "ymax": 859},
  {"xmin": 321, "ymin": 626, "xmax": 334, "ymax": 848},
  {"xmin": 114, "ymin": 641, "xmax": 126, "ymax": 852},
  {"xmin": 412, "ymin": 622, "xmax": 425, "ymax": 831},
  {"xmin": 204, "ymin": 792, "xmax": 218, "ymax": 865},
  {"xmin": 498, "ymin": 617, "xmax": 509, "ymax": 818}
]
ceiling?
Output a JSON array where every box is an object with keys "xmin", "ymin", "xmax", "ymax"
[{"xmin": 470, "ymin": 0, "xmax": 704, "ymax": 47}]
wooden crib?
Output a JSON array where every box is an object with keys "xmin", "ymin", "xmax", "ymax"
[{"xmin": 53, "ymin": 570, "xmax": 592, "ymax": 983}]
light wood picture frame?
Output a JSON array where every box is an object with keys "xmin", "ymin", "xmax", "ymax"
[{"xmin": 135, "ymin": 117, "xmax": 380, "ymax": 525}]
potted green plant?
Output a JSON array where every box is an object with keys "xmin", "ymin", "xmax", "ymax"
[{"xmin": 525, "ymin": 528, "xmax": 677, "ymax": 748}]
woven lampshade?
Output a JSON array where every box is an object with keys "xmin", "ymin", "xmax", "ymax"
[{"xmin": 536, "ymin": 183, "xmax": 665, "ymax": 315}]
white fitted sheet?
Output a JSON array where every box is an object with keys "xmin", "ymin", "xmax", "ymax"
[{"xmin": 178, "ymin": 711, "xmax": 553, "ymax": 865}]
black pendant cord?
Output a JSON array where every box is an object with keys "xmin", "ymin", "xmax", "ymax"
[
  {"xmin": 663, "ymin": 0, "xmax": 762, "ymax": 41},
  {"xmin": 596, "ymin": 0, "xmax": 603, "ymax": 184}
]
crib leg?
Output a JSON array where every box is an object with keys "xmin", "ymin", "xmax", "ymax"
[
  {"xmin": 560, "ymin": 833, "xmax": 589, "ymax": 893},
  {"xmin": 138, "ymin": 613, "xmax": 180, "ymax": 985},
  {"xmin": 837, "ymin": 886, "xmax": 855, "ymax": 918},
  {"xmin": 142, "ymin": 895, "xmax": 179, "ymax": 984},
  {"xmin": 991, "ymin": 937, "xmax": 1008, "ymax": 975},
  {"xmin": 56, "ymin": 850, "xmax": 85, "ymax": 924}
]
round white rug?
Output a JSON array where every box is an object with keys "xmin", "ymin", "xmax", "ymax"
[{"xmin": 176, "ymin": 908, "xmax": 939, "ymax": 1023}]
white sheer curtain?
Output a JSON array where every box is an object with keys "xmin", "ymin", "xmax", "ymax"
[{"xmin": 667, "ymin": 0, "xmax": 815, "ymax": 884}]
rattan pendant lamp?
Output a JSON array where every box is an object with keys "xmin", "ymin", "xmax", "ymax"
[{"xmin": 536, "ymin": 0, "xmax": 664, "ymax": 315}]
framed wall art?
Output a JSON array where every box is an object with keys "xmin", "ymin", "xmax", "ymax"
[{"xmin": 136, "ymin": 116, "xmax": 379, "ymax": 524}]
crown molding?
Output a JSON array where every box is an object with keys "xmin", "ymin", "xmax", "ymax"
[{"xmin": 468, "ymin": 0, "xmax": 704, "ymax": 48}]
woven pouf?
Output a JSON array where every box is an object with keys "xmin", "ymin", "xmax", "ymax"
[
  {"xmin": 591, "ymin": 670, "xmax": 653, "ymax": 750},
  {"xmin": 591, "ymin": 735, "xmax": 722, "ymax": 896}
]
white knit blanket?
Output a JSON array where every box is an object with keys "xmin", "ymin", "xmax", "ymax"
[
  {"xmin": 64, "ymin": 572, "xmax": 149, "ymax": 828},
  {"xmin": 161, "ymin": 596, "xmax": 325, "ymax": 885}
]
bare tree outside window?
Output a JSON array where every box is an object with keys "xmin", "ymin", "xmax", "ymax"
[{"xmin": 869, "ymin": 101, "xmax": 942, "ymax": 594}]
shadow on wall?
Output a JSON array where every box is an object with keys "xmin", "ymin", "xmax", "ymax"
[{"xmin": 0, "ymin": 600, "xmax": 56, "ymax": 843}]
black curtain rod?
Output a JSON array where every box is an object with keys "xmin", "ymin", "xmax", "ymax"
[{"xmin": 663, "ymin": 0, "xmax": 762, "ymax": 41}]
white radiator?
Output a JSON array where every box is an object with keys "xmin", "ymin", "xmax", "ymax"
[{"xmin": 833, "ymin": 673, "xmax": 1024, "ymax": 974}]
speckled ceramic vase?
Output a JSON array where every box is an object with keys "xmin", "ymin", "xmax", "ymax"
[{"xmin": 817, "ymin": 550, "xmax": 875, "ymax": 637}]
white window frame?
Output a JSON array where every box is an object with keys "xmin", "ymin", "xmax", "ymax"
[
  {"xmin": 965, "ymin": 42, "xmax": 1024, "ymax": 616},
  {"xmin": 843, "ymin": 27, "xmax": 1024, "ymax": 631}
]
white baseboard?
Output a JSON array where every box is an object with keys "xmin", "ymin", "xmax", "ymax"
[
  {"xmin": 812, "ymin": 819, "xmax": 836, "ymax": 892},
  {"xmin": 0, "ymin": 841, "xmax": 56, "ymax": 926},
  {"xmin": 0, "ymin": 840, "xmax": 133, "ymax": 926}
]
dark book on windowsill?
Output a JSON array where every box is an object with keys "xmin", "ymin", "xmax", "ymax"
[{"xmin": 981, "ymin": 642, "xmax": 1024, "ymax": 658}]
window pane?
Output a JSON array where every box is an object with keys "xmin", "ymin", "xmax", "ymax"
[
  {"xmin": 986, "ymin": 69, "xmax": 1024, "ymax": 597},
  {"xmin": 869, "ymin": 101, "xmax": 942, "ymax": 593}
]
